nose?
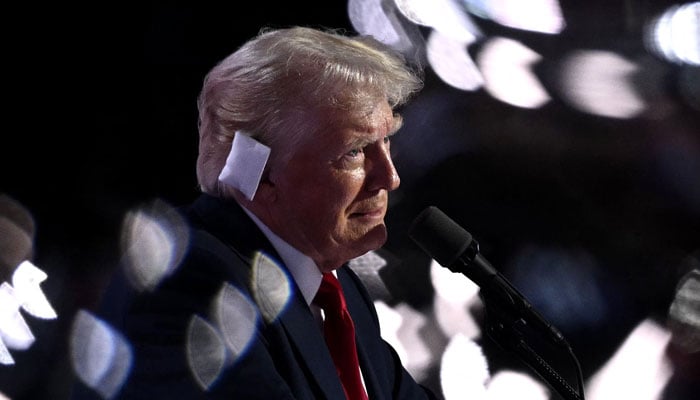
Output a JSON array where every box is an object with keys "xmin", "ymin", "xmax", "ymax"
[{"xmin": 366, "ymin": 144, "xmax": 400, "ymax": 192}]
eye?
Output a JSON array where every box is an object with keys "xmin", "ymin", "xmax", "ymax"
[
  {"xmin": 383, "ymin": 136, "xmax": 391, "ymax": 144},
  {"xmin": 346, "ymin": 148, "xmax": 363, "ymax": 158}
]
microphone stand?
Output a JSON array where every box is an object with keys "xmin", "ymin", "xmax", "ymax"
[
  {"xmin": 455, "ymin": 236, "xmax": 585, "ymax": 400},
  {"xmin": 480, "ymin": 284, "xmax": 586, "ymax": 400},
  {"xmin": 406, "ymin": 206, "xmax": 586, "ymax": 399}
]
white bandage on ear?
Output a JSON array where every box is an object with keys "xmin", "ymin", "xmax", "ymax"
[{"xmin": 218, "ymin": 131, "xmax": 271, "ymax": 201}]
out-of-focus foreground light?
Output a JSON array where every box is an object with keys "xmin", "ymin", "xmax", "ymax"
[
  {"xmin": 395, "ymin": 0, "xmax": 484, "ymax": 91},
  {"xmin": 476, "ymin": 37, "xmax": 551, "ymax": 108},
  {"xmin": 120, "ymin": 199, "xmax": 189, "ymax": 292},
  {"xmin": 349, "ymin": 0, "xmax": 563, "ymax": 100},
  {"xmin": 354, "ymin": 250, "xmax": 432, "ymax": 379},
  {"xmin": 0, "ymin": 337, "xmax": 12, "ymax": 365},
  {"xmin": 348, "ymin": 0, "xmax": 423, "ymax": 58},
  {"xmin": 667, "ymin": 267, "xmax": 700, "ymax": 353},
  {"xmin": 485, "ymin": 370, "xmax": 550, "ymax": 400},
  {"xmin": 375, "ymin": 302, "xmax": 408, "ymax": 365},
  {"xmin": 0, "ymin": 282, "xmax": 34, "ymax": 356},
  {"xmin": 426, "ymin": 30, "xmax": 484, "ymax": 91},
  {"xmin": 462, "ymin": 0, "xmax": 566, "ymax": 34},
  {"xmin": 586, "ymin": 318, "xmax": 674, "ymax": 400},
  {"xmin": 348, "ymin": 250, "xmax": 391, "ymax": 300},
  {"xmin": 430, "ymin": 259, "xmax": 481, "ymax": 338},
  {"xmin": 70, "ymin": 310, "xmax": 133, "ymax": 399},
  {"xmin": 11, "ymin": 260, "xmax": 57, "ymax": 320},
  {"xmin": 349, "ymin": 0, "xmax": 485, "ymax": 91},
  {"xmin": 375, "ymin": 301, "xmax": 433, "ymax": 381},
  {"xmin": 645, "ymin": 2, "xmax": 700, "ymax": 66},
  {"xmin": 394, "ymin": 0, "xmax": 481, "ymax": 42},
  {"xmin": 205, "ymin": 282, "xmax": 259, "ymax": 380},
  {"xmin": 186, "ymin": 315, "xmax": 227, "ymax": 391},
  {"xmin": 440, "ymin": 333, "xmax": 489, "ymax": 399},
  {"xmin": 0, "ymin": 195, "xmax": 45, "ymax": 366},
  {"xmin": 347, "ymin": 0, "xmax": 424, "ymax": 58},
  {"xmin": 188, "ymin": 254, "xmax": 286, "ymax": 389},
  {"xmin": 250, "ymin": 252, "xmax": 292, "ymax": 323},
  {"xmin": 1, "ymin": 261, "xmax": 57, "ymax": 365},
  {"xmin": 558, "ymin": 50, "xmax": 646, "ymax": 119}
]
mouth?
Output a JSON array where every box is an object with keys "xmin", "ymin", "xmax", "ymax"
[{"xmin": 349, "ymin": 204, "xmax": 386, "ymax": 220}]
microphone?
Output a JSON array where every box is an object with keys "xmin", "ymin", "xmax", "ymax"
[{"xmin": 408, "ymin": 206, "xmax": 565, "ymax": 345}]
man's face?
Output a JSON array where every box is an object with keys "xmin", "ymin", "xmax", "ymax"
[{"xmin": 266, "ymin": 100, "xmax": 401, "ymax": 271}]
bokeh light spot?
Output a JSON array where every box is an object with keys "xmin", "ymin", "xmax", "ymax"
[
  {"xmin": 250, "ymin": 252, "xmax": 292, "ymax": 323},
  {"xmin": 70, "ymin": 310, "xmax": 133, "ymax": 399}
]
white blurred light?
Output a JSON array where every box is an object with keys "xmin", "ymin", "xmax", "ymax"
[
  {"xmin": 348, "ymin": 0, "xmax": 424, "ymax": 57},
  {"xmin": 395, "ymin": 0, "xmax": 482, "ymax": 42},
  {"xmin": 250, "ymin": 252, "xmax": 291, "ymax": 323},
  {"xmin": 477, "ymin": 37, "xmax": 551, "ymax": 108},
  {"xmin": 0, "ymin": 334, "xmax": 14, "ymax": 365},
  {"xmin": 440, "ymin": 333, "xmax": 489, "ymax": 400},
  {"xmin": 12, "ymin": 260, "xmax": 57, "ymax": 319},
  {"xmin": 430, "ymin": 259, "xmax": 482, "ymax": 338},
  {"xmin": 668, "ymin": 267, "xmax": 700, "ymax": 352},
  {"xmin": 213, "ymin": 282, "xmax": 259, "ymax": 360},
  {"xmin": 349, "ymin": 251, "xmax": 392, "ymax": 300},
  {"xmin": 186, "ymin": 315, "xmax": 226, "ymax": 391},
  {"xmin": 0, "ymin": 282, "xmax": 34, "ymax": 351},
  {"xmin": 486, "ymin": 370, "xmax": 550, "ymax": 400},
  {"xmin": 430, "ymin": 259, "xmax": 479, "ymax": 305},
  {"xmin": 120, "ymin": 199, "xmax": 189, "ymax": 292},
  {"xmin": 426, "ymin": 29, "xmax": 484, "ymax": 91},
  {"xmin": 375, "ymin": 301, "xmax": 408, "ymax": 363},
  {"xmin": 558, "ymin": 50, "xmax": 646, "ymax": 118},
  {"xmin": 646, "ymin": 2, "xmax": 700, "ymax": 66},
  {"xmin": 586, "ymin": 318, "xmax": 674, "ymax": 400},
  {"xmin": 0, "ymin": 261, "xmax": 57, "ymax": 358},
  {"xmin": 70, "ymin": 310, "xmax": 133, "ymax": 399},
  {"xmin": 349, "ymin": 250, "xmax": 387, "ymax": 271},
  {"xmin": 463, "ymin": 0, "xmax": 566, "ymax": 34},
  {"xmin": 376, "ymin": 301, "xmax": 433, "ymax": 381}
]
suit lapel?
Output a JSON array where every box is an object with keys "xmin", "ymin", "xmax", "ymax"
[
  {"xmin": 278, "ymin": 294, "xmax": 348, "ymax": 399},
  {"xmin": 191, "ymin": 195, "xmax": 348, "ymax": 398}
]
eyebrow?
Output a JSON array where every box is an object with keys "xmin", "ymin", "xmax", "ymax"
[
  {"xmin": 346, "ymin": 113, "xmax": 404, "ymax": 149},
  {"xmin": 346, "ymin": 131, "xmax": 395, "ymax": 150}
]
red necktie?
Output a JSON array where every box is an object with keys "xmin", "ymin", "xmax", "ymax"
[{"xmin": 314, "ymin": 272, "xmax": 369, "ymax": 400}]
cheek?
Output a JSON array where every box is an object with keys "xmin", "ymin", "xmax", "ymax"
[
  {"xmin": 328, "ymin": 170, "xmax": 366, "ymax": 206},
  {"xmin": 279, "ymin": 156, "xmax": 367, "ymax": 215},
  {"xmin": 302, "ymin": 171, "xmax": 365, "ymax": 216}
]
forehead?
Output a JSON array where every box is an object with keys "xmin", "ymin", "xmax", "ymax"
[
  {"xmin": 320, "ymin": 101, "xmax": 398, "ymax": 144},
  {"xmin": 275, "ymin": 99, "xmax": 398, "ymax": 165}
]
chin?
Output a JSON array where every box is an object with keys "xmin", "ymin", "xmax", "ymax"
[{"xmin": 357, "ymin": 223, "xmax": 388, "ymax": 252}]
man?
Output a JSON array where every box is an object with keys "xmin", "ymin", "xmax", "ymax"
[{"xmin": 86, "ymin": 26, "xmax": 434, "ymax": 399}]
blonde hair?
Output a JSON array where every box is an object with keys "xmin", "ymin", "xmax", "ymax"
[{"xmin": 196, "ymin": 26, "xmax": 424, "ymax": 195}]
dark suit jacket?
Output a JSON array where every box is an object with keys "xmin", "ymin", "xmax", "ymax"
[{"xmin": 79, "ymin": 194, "xmax": 437, "ymax": 399}]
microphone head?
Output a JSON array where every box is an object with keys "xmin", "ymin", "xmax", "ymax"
[{"xmin": 407, "ymin": 206, "xmax": 473, "ymax": 269}]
